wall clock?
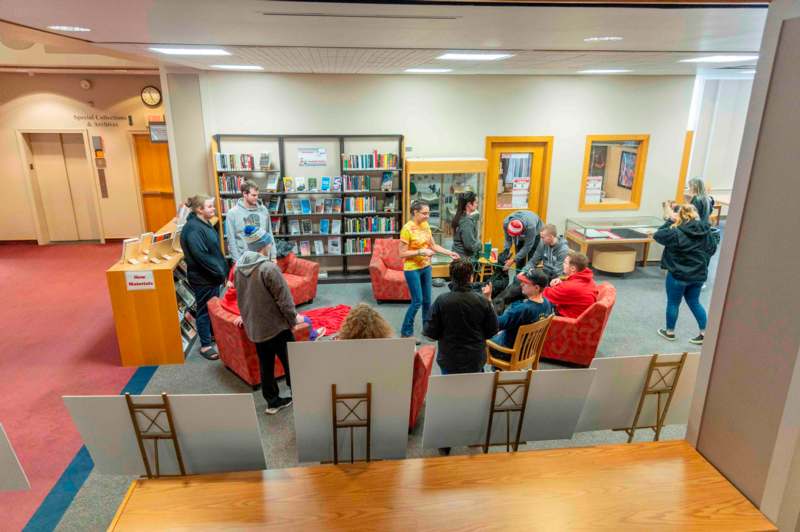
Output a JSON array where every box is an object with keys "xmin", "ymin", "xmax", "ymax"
[{"xmin": 141, "ymin": 85, "xmax": 162, "ymax": 107}]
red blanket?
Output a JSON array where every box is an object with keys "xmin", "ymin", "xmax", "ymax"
[{"xmin": 302, "ymin": 305, "xmax": 351, "ymax": 335}]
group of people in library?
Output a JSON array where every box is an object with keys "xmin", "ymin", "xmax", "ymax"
[{"xmin": 177, "ymin": 176, "xmax": 719, "ymax": 414}]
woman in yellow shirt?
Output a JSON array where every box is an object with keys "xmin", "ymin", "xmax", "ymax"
[{"xmin": 399, "ymin": 199, "xmax": 460, "ymax": 341}]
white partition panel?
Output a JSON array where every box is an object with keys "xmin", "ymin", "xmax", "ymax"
[
  {"xmin": 64, "ymin": 394, "xmax": 265, "ymax": 476},
  {"xmin": 0, "ymin": 424, "xmax": 29, "ymax": 491},
  {"xmin": 422, "ymin": 369, "xmax": 596, "ymax": 449},
  {"xmin": 575, "ymin": 353, "xmax": 700, "ymax": 432},
  {"xmin": 289, "ymin": 338, "xmax": 415, "ymax": 463}
]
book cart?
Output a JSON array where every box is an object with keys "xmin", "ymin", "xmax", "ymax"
[{"xmin": 211, "ymin": 134, "xmax": 404, "ymax": 282}]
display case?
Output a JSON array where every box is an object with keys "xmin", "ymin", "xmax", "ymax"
[
  {"xmin": 404, "ymin": 158, "xmax": 488, "ymax": 277},
  {"xmin": 565, "ymin": 216, "xmax": 665, "ymax": 267}
]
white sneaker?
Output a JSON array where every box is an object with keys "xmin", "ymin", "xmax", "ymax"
[
  {"xmin": 264, "ymin": 397, "xmax": 292, "ymax": 415},
  {"xmin": 314, "ymin": 327, "xmax": 326, "ymax": 340}
]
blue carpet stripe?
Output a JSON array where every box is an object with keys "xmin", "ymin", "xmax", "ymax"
[{"xmin": 23, "ymin": 366, "xmax": 158, "ymax": 532}]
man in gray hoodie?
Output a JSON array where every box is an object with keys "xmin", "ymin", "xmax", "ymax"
[
  {"xmin": 526, "ymin": 224, "xmax": 570, "ymax": 281},
  {"xmin": 235, "ymin": 225, "xmax": 301, "ymax": 414},
  {"xmin": 225, "ymin": 180, "xmax": 276, "ymax": 261}
]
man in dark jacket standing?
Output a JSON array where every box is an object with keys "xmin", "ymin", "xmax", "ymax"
[
  {"xmin": 654, "ymin": 204, "xmax": 719, "ymax": 344},
  {"xmin": 180, "ymin": 195, "xmax": 228, "ymax": 360},
  {"xmin": 235, "ymin": 226, "xmax": 301, "ymax": 414},
  {"xmin": 424, "ymin": 258, "xmax": 499, "ymax": 374}
]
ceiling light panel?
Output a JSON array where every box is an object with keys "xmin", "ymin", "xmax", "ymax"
[
  {"xmin": 150, "ymin": 47, "xmax": 230, "ymax": 56},
  {"xmin": 405, "ymin": 68, "xmax": 452, "ymax": 73},
  {"xmin": 47, "ymin": 25, "xmax": 91, "ymax": 32},
  {"xmin": 210, "ymin": 65, "xmax": 264, "ymax": 70},
  {"xmin": 679, "ymin": 55, "xmax": 758, "ymax": 63},
  {"xmin": 578, "ymin": 69, "xmax": 633, "ymax": 74},
  {"xmin": 583, "ymin": 36, "xmax": 623, "ymax": 42},
  {"xmin": 437, "ymin": 52, "xmax": 514, "ymax": 61}
]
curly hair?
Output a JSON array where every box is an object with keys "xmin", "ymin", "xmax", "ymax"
[{"xmin": 337, "ymin": 303, "xmax": 394, "ymax": 340}]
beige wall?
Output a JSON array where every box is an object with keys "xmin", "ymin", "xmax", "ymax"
[
  {"xmin": 187, "ymin": 72, "xmax": 694, "ymax": 231},
  {"xmin": 0, "ymin": 73, "xmax": 163, "ymax": 240},
  {"xmin": 165, "ymin": 73, "xmax": 210, "ymax": 200}
]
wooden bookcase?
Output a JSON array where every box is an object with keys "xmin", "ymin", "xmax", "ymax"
[{"xmin": 210, "ymin": 134, "xmax": 404, "ymax": 282}]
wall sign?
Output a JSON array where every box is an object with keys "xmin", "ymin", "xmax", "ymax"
[
  {"xmin": 73, "ymin": 113, "xmax": 127, "ymax": 128},
  {"xmin": 298, "ymin": 147, "xmax": 327, "ymax": 167},
  {"xmin": 125, "ymin": 271, "xmax": 156, "ymax": 291}
]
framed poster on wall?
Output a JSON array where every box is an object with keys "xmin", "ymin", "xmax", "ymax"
[{"xmin": 618, "ymin": 151, "xmax": 637, "ymax": 190}]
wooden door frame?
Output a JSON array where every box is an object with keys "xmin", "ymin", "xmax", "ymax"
[
  {"xmin": 15, "ymin": 128, "xmax": 105, "ymax": 244},
  {"xmin": 483, "ymin": 136, "xmax": 554, "ymax": 243},
  {"xmin": 128, "ymin": 131, "xmax": 152, "ymax": 234}
]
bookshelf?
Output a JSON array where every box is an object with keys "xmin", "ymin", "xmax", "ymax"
[{"xmin": 211, "ymin": 134, "xmax": 404, "ymax": 282}]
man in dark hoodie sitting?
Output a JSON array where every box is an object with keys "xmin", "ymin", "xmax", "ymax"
[{"xmin": 235, "ymin": 226, "xmax": 303, "ymax": 415}]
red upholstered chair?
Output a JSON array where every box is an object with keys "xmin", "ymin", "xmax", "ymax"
[
  {"xmin": 541, "ymin": 282, "xmax": 616, "ymax": 367},
  {"xmin": 276, "ymin": 253, "xmax": 319, "ymax": 306},
  {"xmin": 409, "ymin": 345, "xmax": 435, "ymax": 430},
  {"xmin": 208, "ymin": 297, "xmax": 310, "ymax": 389},
  {"xmin": 369, "ymin": 239, "xmax": 410, "ymax": 302}
]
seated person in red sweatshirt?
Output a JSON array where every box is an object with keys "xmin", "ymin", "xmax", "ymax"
[{"xmin": 542, "ymin": 252, "xmax": 598, "ymax": 318}]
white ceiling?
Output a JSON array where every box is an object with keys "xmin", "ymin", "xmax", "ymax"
[{"xmin": 0, "ymin": 0, "xmax": 768, "ymax": 75}]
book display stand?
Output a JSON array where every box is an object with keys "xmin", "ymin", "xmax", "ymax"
[{"xmin": 211, "ymin": 134, "xmax": 405, "ymax": 282}]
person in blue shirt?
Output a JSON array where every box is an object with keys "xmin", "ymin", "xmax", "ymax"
[{"xmin": 482, "ymin": 269, "xmax": 553, "ymax": 361}]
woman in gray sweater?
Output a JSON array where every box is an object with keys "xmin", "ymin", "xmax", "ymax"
[{"xmin": 451, "ymin": 191, "xmax": 481, "ymax": 260}]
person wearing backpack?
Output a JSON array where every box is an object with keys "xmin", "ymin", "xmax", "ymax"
[{"xmin": 654, "ymin": 204, "xmax": 720, "ymax": 345}]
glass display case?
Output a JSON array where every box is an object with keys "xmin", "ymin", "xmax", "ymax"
[
  {"xmin": 566, "ymin": 216, "xmax": 664, "ymax": 240},
  {"xmin": 405, "ymin": 158, "xmax": 488, "ymax": 275}
]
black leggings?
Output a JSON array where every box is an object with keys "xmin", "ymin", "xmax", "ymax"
[{"xmin": 254, "ymin": 329, "xmax": 295, "ymax": 406}]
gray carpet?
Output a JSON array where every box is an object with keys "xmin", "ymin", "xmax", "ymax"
[{"xmin": 55, "ymin": 248, "xmax": 717, "ymax": 531}]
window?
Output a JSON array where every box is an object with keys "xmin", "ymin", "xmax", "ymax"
[{"xmin": 580, "ymin": 135, "xmax": 649, "ymax": 211}]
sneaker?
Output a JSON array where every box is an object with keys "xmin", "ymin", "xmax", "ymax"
[
  {"xmin": 314, "ymin": 327, "xmax": 326, "ymax": 339},
  {"xmin": 657, "ymin": 328, "xmax": 676, "ymax": 341},
  {"xmin": 689, "ymin": 334, "xmax": 704, "ymax": 345},
  {"xmin": 264, "ymin": 397, "xmax": 293, "ymax": 415}
]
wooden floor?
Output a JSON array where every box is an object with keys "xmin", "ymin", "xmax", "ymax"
[{"xmin": 109, "ymin": 440, "xmax": 775, "ymax": 531}]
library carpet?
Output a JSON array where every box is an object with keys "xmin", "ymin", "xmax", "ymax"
[{"xmin": 0, "ymin": 242, "xmax": 145, "ymax": 532}]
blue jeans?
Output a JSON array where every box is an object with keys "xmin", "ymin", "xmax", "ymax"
[
  {"xmin": 401, "ymin": 266, "xmax": 432, "ymax": 337},
  {"xmin": 665, "ymin": 272, "xmax": 707, "ymax": 331},
  {"xmin": 192, "ymin": 284, "xmax": 221, "ymax": 347}
]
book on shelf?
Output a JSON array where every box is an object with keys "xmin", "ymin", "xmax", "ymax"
[
  {"xmin": 289, "ymin": 219, "xmax": 301, "ymax": 235},
  {"xmin": 341, "ymin": 151, "xmax": 398, "ymax": 170},
  {"xmin": 319, "ymin": 219, "xmax": 330, "ymax": 234},
  {"xmin": 345, "ymin": 216, "xmax": 397, "ymax": 233},
  {"xmin": 291, "ymin": 241, "xmax": 299, "ymax": 254},
  {"xmin": 328, "ymin": 236, "xmax": 341, "ymax": 255},
  {"xmin": 331, "ymin": 219, "xmax": 342, "ymax": 234},
  {"xmin": 344, "ymin": 196, "xmax": 378, "ymax": 213},
  {"xmin": 344, "ymin": 175, "xmax": 369, "ymax": 192},
  {"xmin": 344, "ymin": 237, "xmax": 373, "ymax": 254},
  {"xmin": 283, "ymin": 176, "xmax": 294, "ymax": 192},
  {"xmin": 313, "ymin": 240, "xmax": 325, "ymax": 256},
  {"xmin": 333, "ymin": 198, "xmax": 342, "ymax": 213},
  {"xmin": 314, "ymin": 201, "xmax": 324, "ymax": 214},
  {"xmin": 307, "ymin": 177, "xmax": 318, "ymax": 192},
  {"xmin": 300, "ymin": 199, "xmax": 312, "ymax": 214},
  {"xmin": 382, "ymin": 196, "xmax": 397, "ymax": 212},
  {"xmin": 321, "ymin": 176, "xmax": 331, "ymax": 191},
  {"xmin": 218, "ymin": 174, "xmax": 246, "ymax": 193},
  {"xmin": 259, "ymin": 152, "xmax": 271, "ymax": 171},
  {"xmin": 323, "ymin": 198, "xmax": 333, "ymax": 213},
  {"xmin": 268, "ymin": 196, "xmax": 281, "ymax": 213},
  {"xmin": 295, "ymin": 176, "xmax": 307, "ymax": 192},
  {"xmin": 299, "ymin": 240, "xmax": 311, "ymax": 256},
  {"xmin": 216, "ymin": 152, "xmax": 256, "ymax": 171},
  {"xmin": 332, "ymin": 176, "xmax": 342, "ymax": 192},
  {"xmin": 381, "ymin": 172, "xmax": 394, "ymax": 191},
  {"xmin": 301, "ymin": 219, "xmax": 313, "ymax": 234},
  {"xmin": 271, "ymin": 217, "xmax": 281, "ymax": 234},
  {"xmin": 266, "ymin": 174, "xmax": 279, "ymax": 192}
]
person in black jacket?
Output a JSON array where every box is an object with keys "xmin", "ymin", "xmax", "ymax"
[
  {"xmin": 451, "ymin": 191, "xmax": 481, "ymax": 260},
  {"xmin": 653, "ymin": 204, "xmax": 719, "ymax": 345},
  {"xmin": 180, "ymin": 195, "xmax": 229, "ymax": 360},
  {"xmin": 687, "ymin": 177, "xmax": 715, "ymax": 224},
  {"xmin": 424, "ymin": 258, "xmax": 499, "ymax": 374}
]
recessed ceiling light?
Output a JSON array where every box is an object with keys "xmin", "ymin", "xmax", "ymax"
[
  {"xmin": 149, "ymin": 47, "xmax": 231, "ymax": 56},
  {"xmin": 210, "ymin": 65, "xmax": 264, "ymax": 71},
  {"xmin": 740, "ymin": 69, "xmax": 756, "ymax": 74},
  {"xmin": 47, "ymin": 25, "xmax": 91, "ymax": 32},
  {"xmin": 584, "ymin": 36, "xmax": 623, "ymax": 42},
  {"xmin": 405, "ymin": 68, "xmax": 452, "ymax": 73},
  {"xmin": 437, "ymin": 52, "xmax": 513, "ymax": 61},
  {"xmin": 578, "ymin": 69, "xmax": 632, "ymax": 74},
  {"xmin": 679, "ymin": 55, "xmax": 758, "ymax": 63}
]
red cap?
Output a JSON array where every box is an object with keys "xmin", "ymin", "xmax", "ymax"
[
  {"xmin": 506, "ymin": 219, "xmax": 524, "ymax": 237},
  {"xmin": 516, "ymin": 271, "xmax": 534, "ymax": 285}
]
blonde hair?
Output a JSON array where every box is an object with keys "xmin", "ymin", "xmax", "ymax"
[
  {"xmin": 185, "ymin": 194, "xmax": 212, "ymax": 212},
  {"xmin": 671, "ymin": 203, "xmax": 699, "ymax": 228},
  {"xmin": 688, "ymin": 177, "xmax": 707, "ymax": 198},
  {"xmin": 337, "ymin": 304, "xmax": 394, "ymax": 340}
]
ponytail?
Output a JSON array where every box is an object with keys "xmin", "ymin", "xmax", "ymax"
[
  {"xmin": 451, "ymin": 191, "xmax": 477, "ymax": 232},
  {"xmin": 185, "ymin": 194, "xmax": 211, "ymax": 213}
]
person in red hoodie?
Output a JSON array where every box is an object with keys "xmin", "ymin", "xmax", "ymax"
[{"xmin": 542, "ymin": 252, "xmax": 598, "ymax": 318}]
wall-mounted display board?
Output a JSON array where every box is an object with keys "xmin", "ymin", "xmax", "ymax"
[
  {"xmin": 403, "ymin": 158, "xmax": 488, "ymax": 277},
  {"xmin": 579, "ymin": 135, "xmax": 650, "ymax": 211},
  {"xmin": 211, "ymin": 134, "xmax": 404, "ymax": 283}
]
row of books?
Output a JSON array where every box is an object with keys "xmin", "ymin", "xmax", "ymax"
[
  {"xmin": 294, "ymin": 237, "xmax": 341, "ymax": 257},
  {"xmin": 286, "ymin": 218, "xmax": 342, "ymax": 235},
  {"xmin": 215, "ymin": 152, "xmax": 272, "ymax": 171},
  {"xmin": 341, "ymin": 151, "xmax": 398, "ymax": 170},
  {"xmin": 343, "ymin": 196, "xmax": 397, "ymax": 213},
  {"xmin": 345, "ymin": 216, "xmax": 398, "ymax": 233},
  {"xmin": 342, "ymin": 174, "xmax": 394, "ymax": 192},
  {"xmin": 283, "ymin": 176, "xmax": 340, "ymax": 193},
  {"xmin": 344, "ymin": 238, "xmax": 374, "ymax": 254},
  {"xmin": 218, "ymin": 175, "xmax": 247, "ymax": 193},
  {"xmin": 220, "ymin": 198, "xmax": 237, "ymax": 214},
  {"xmin": 282, "ymin": 197, "xmax": 343, "ymax": 214}
]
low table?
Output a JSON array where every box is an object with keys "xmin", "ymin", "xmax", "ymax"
[{"xmin": 109, "ymin": 441, "xmax": 774, "ymax": 531}]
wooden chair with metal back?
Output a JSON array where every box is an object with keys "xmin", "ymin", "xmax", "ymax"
[{"xmin": 485, "ymin": 315, "xmax": 554, "ymax": 371}]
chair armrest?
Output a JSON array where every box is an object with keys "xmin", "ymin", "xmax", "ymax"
[
  {"xmin": 288, "ymin": 257, "xmax": 319, "ymax": 279},
  {"xmin": 485, "ymin": 340, "xmax": 514, "ymax": 354},
  {"xmin": 369, "ymin": 255, "xmax": 388, "ymax": 275}
]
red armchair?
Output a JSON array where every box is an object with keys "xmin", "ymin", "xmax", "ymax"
[
  {"xmin": 369, "ymin": 239, "xmax": 410, "ymax": 302},
  {"xmin": 541, "ymin": 282, "xmax": 616, "ymax": 367},
  {"xmin": 410, "ymin": 345, "xmax": 435, "ymax": 430},
  {"xmin": 208, "ymin": 297, "xmax": 310, "ymax": 389},
  {"xmin": 276, "ymin": 253, "xmax": 319, "ymax": 306}
]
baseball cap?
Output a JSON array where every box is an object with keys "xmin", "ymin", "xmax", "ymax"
[
  {"xmin": 516, "ymin": 269, "xmax": 548, "ymax": 289},
  {"xmin": 506, "ymin": 219, "xmax": 524, "ymax": 237}
]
